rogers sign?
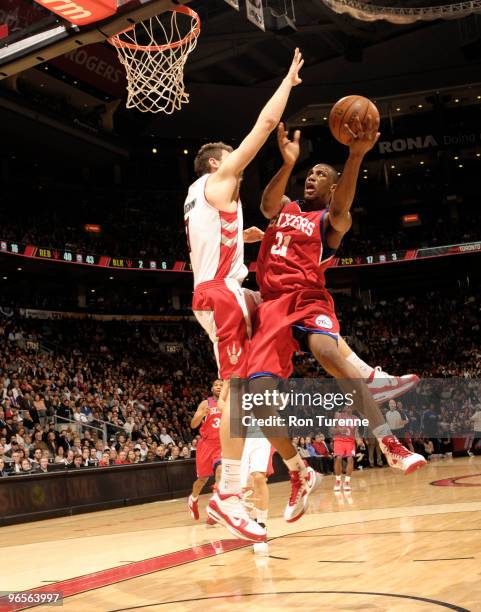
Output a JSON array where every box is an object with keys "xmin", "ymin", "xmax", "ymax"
[{"xmin": 51, "ymin": 45, "xmax": 126, "ymax": 97}]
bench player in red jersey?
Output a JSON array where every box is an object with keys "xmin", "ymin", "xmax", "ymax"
[
  {"xmin": 248, "ymin": 117, "xmax": 426, "ymax": 522},
  {"xmin": 332, "ymin": 405, "xmax": 364, "ymax": 492},
  {"xmin": 188, "ymin": 380, "xmax": 223, "ymax": 521},
  {"xmin": 184, "ymin": 49, "xmax": 305, "ymax": 542}
]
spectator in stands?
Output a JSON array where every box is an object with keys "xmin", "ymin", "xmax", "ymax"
[
  {"xmin": 311, "ymin": 433, "xmax": 333, "ymax": 474},
  {"xmin": 115, "ymin": 450, "xmax": 129, "ymax": 465},
  {"xmin": 55, "ymin": 446, "xmax": 66, "ymax": 464},
  {"xmin": 64, "ymin": 449, "xmax": 75, "ymax": 468},
  {"xmin": 33, "ymin": 394, "xmax": 48, "ymax": 425},
  {"xmin": 297, "ymin": 437, "xmax": 311, "ymax": 459},
  {"xmin": 5, "ymin": 439, "xmax": 20, "ymax": 458},
  {"xmin": 180, "ymin": 446, "xmax": 191, "ymax": 459},
  {"xmin": 0, "ymin": 458, "xmax": 7, "ymax": 477},
  {"xmin": 127, "ymin": 449, "xmax": 138, "ymax": 463},
  {"xmin": 20, "ymin": 458, "xmax": 33, "ymax": 474},
  {"xmin": 169, "ymin": 446, "xmax": 181, "ymax": 461},
  {"xmin": 89, "ymin": 448, "xmax": 99, "ymax": 466},
  {"xmin": 45, "ymin": 431, "xmax": 57, "ymax": 458},
  {"xmin": 9, "ymin": 451, "xmax": 22, "ymax": 474},
  {"xmin": 99, "ymin": 451, "xmax": 111, "ymax": 467},
  {"xmin": 31, "ymin": 448, "xmax": 43, "ymax": 468},
  {"xmin": 154, "ymin": 446, "xmax": 166, "ymax": 461},
  {"xmin": 57, "ymin": 399, "xmax": 72, "ymax": 424},
  {"xmin": 36, "ymin": 457, "xmax": 51, "ymax": 474},
  {"xmin": 31, "ymin": 431, "xmax": 48, "ymax": 454},
  {"xmin": 160, "ymin": 427, "xmax": 174, "ymax": 446},
  {"xmin": 69, "ymin": 454, "xmax": 83, "ymax": 469}
]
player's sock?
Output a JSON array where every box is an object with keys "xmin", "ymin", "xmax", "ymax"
[
  {"xmin": 191, "ymin": 495, "xmax": 198, "ymax": 502},
  {"xmin": 255, "ymin": 508, "xmax": 268, "ymax": 526},
  {"xmin": 219, "ymin": 459, "xmax": 242, "ymax": 495},
  {"xmin": 344, "ymin": 476, "xmax": 351, "ymax": 484},
  {"xmin": 346, "ymin": 351, "xmax": 374, "ymax": 379},
  {"xmin": 284, "ymin": 453, "xmax": 307, "ymax": 475},
  {"xmin": 372, "ymin": 423, "xmax": 392, "ymax": 440}
]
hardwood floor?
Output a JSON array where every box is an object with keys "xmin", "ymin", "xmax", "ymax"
[{"xmin": 1, "ymin": 457, "xmax": 480, "ymax": 612}]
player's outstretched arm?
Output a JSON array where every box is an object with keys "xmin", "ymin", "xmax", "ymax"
[
  {"xmin": 243, "ymin": 226, "xmax": 264, "ymax": 243},
  {"xmin": 190, "ymin": 400, "xmax": 209, "ymax": 429},
  {"xmin": 260, "ymin": 123, "xmax": 300, "ymax": 219},
  {"xmin": 327, "ymin": 115, "xmax": 380, "ymax": 241},
  {"xmin": 207, "ymin": 49, "xmax": 304, "ymax": 203}
]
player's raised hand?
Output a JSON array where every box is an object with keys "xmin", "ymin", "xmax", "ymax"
[
  {"xmin": 277, "ymin": 122, "xmax": 300, "ymax": 166},
  {"xmin": 285, "ymin": 47, "xmax": 304, "ymax": 87},
  {"xmin": 243, "ymin": 226, "xmax": 265, "ymax": 243},
  {"xmin": 344, "ymin": 114, "xmax": 380, "ymax": 156}
]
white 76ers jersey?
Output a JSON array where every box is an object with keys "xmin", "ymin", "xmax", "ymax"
[{"xmin": 184, "ymin": 173, "xmax": 248, "ymax": 287}]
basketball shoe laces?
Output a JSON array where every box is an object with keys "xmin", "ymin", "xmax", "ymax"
[
  {"xmin": 373, "ymin": 366, "xmax": 398, "ymax": 385},
  {"xmin": 384, "ymin": 435, "xmax": 411, "ymax": 458},
  {"xmin": 288, "ymin": 471, "xmax": 307, "ymax": 505},
  {"xmin": 241, "ymin": 489, "xmax": 255, "ymax": 512}
]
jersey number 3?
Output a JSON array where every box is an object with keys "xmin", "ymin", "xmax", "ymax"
[{"xmin": 271, "ymin": 232, "xmax": 291, "ymax": 257}]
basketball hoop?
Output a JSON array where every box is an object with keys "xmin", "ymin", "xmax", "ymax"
[{"xmin": 108, "ymin": 6, "xmax": 200, "ymax": 114}]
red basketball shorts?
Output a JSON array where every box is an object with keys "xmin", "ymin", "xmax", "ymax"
[
  {"xmin": 248, "ymin": 288, "xmax": 340, "ymax": 379},
  {"xmin": 333, "ymin": 438, "xmax": 356, "ymax": 458},
  {"xmin": 196, "ymin": 437, "xmax": 222, "ymax": 478},
  {"xmin": 193, "ymin": 278, "xmax": 260, "ymax": 379}
]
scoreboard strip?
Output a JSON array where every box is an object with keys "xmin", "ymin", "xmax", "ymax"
[{"xmin": 1, "ymin": 240, "xmax": 480, "ymax": 272}]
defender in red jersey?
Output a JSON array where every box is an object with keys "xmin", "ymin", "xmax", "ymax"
[
  {"xmin": 248, "ymin": 117, "xmax": 426, "ymax": 522},
  {"xmin": 188, "ymin": 380, "xmax": 223, "ymax": 521},
  {"xmin": 185, "ymin": 50, "xmax": 305, "ymax": 543}
]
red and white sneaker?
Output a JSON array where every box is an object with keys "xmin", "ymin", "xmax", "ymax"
[
  {"xmin": 206, "ymin": 490, "xmax": 266, "ymax": 542},
  {"xmin": 342, "ymin": 480, "xmax": 351, "ymax": 491},
  {"xmin": 188, "ymin": 494, "xmax": 199, "ymax": 520},
  {"xmin": 379, "ymin": 435, "xmax": 427, "ymax": 475},
  {"xmin": 284, "ymin": 465, "xmax": 321, "ymax": 523},
  {"xmin": 367, "ymin": 366, "xmax": 419, "ymax": 404}
]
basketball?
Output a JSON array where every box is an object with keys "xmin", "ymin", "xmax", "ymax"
[{"xmin": 329, "ymin": 95, "xmax": 380, "ymax": 145}]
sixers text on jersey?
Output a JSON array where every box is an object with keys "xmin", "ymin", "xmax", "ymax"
[{"xmin": 256, "ymin": 201, "xmax": 335, "ymax": 299}]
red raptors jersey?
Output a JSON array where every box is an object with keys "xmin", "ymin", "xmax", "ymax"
[
  {"xmin": 199, "ymin": 396, "xmax": 222, "ymax": 441},
  {"xmin": 256, "ymin": 201, "xmax": 335, "ymax": 299}
]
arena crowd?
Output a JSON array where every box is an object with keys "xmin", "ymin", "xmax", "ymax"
[{"xmin": 1, "ymin": 287, "xmax": 480, "ymax": 477}]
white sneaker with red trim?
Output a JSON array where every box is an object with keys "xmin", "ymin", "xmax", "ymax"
[
  {"xmin": 284, "ymin": 466, "xmax": 321, "ymax": 523},
  {"xmin": 367, "ymin": 366, "xmax": 420, "ymax": 403},
  {"xmin": 188, "ymin": 494, "xmax": 199, "ymax": 520},
  {"xmin": 206, "ymin": 490, "xmax": 266, "ymax": 542},
  {"xmin": 379, "ymin": 435, "xmax": 427, "ymax": 475}
]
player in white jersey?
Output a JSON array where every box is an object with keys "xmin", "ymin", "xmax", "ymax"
[{"xmin": 184, "ymin": 48, "xmax": 305, "ymax": 543}]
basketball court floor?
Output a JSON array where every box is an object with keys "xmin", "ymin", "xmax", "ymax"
[{"xmin": 1, "ymin": 457, "xmax": 480, "ymax": 612}]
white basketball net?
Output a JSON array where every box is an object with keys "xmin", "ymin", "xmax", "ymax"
[
  {"xmin": 108, "ymin": 8, "xmax": 200, "ymax": 114},
  {"xmin": 321, "ymin": 0, "xmax": 481, "ymax": 24}
]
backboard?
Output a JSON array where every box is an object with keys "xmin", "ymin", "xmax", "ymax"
[{"xmin": 0, "ymin": 0, "xmax": 189, "ymax": 78}]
